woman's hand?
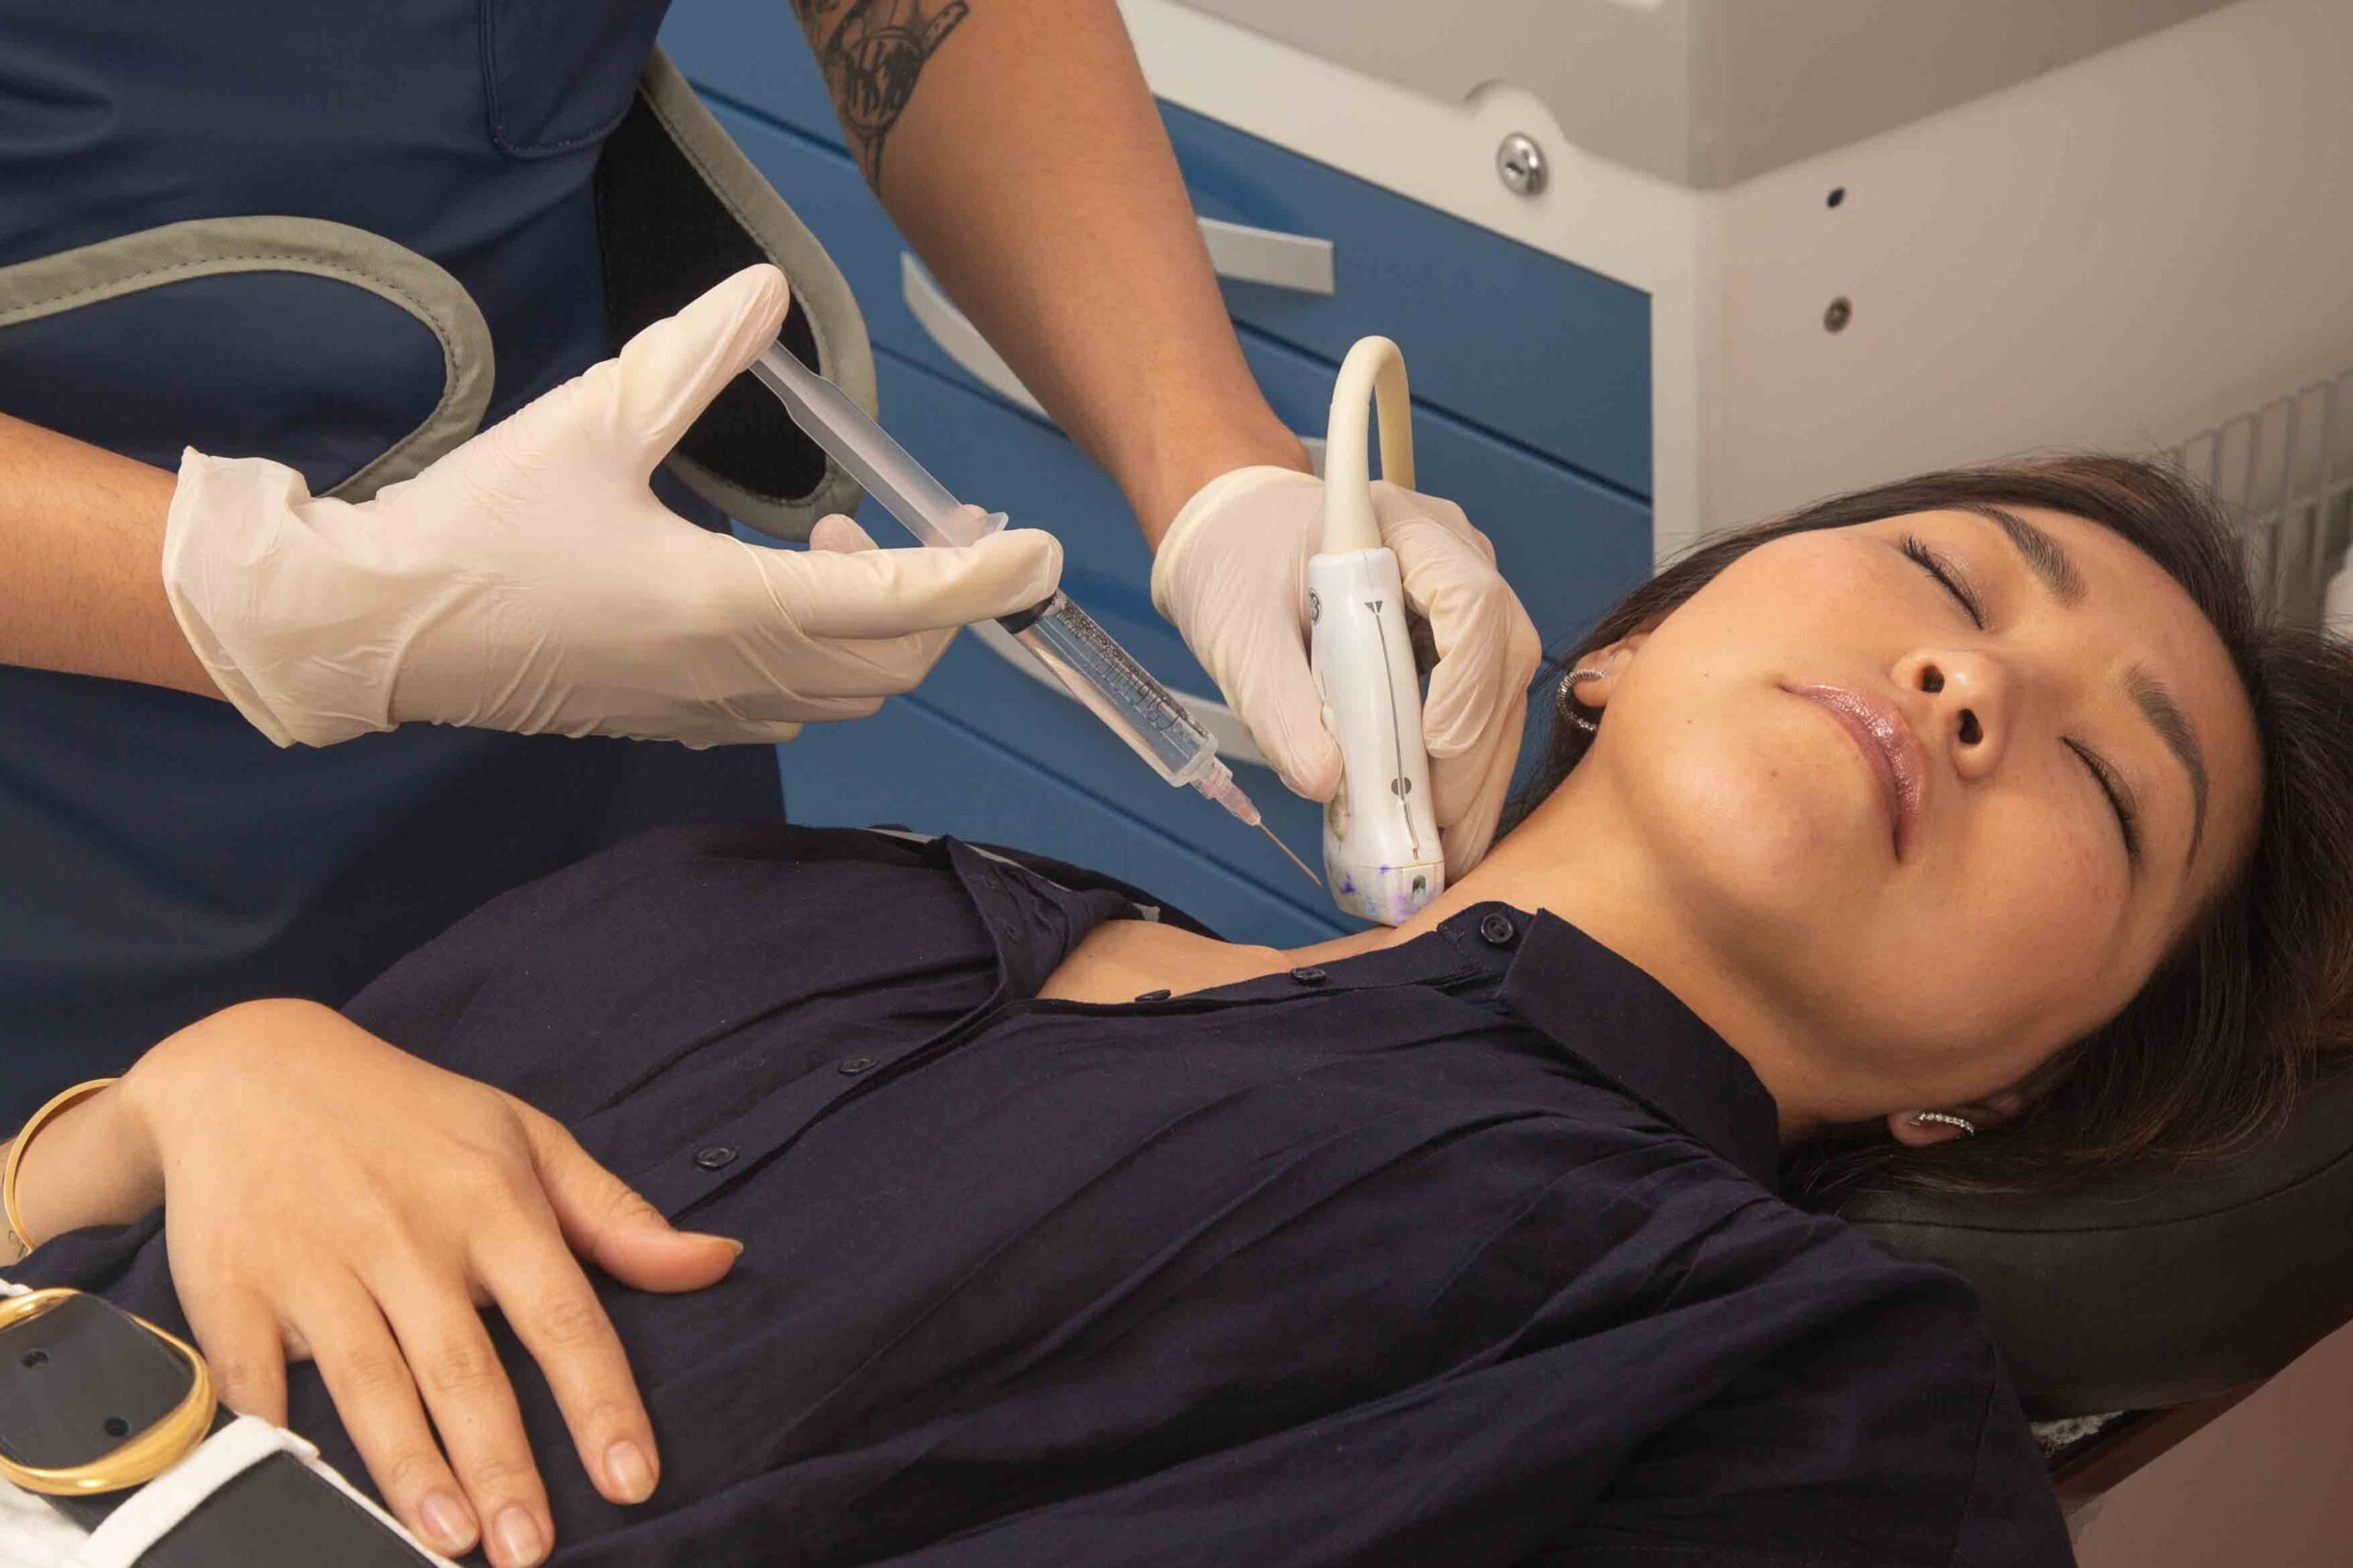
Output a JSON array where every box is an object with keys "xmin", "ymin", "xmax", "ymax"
[{"xmin": 117, "ymin": 999, "xmax": 741, "ymax": 1566}]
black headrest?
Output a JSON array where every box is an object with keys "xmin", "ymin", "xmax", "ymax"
[{"xmin": 1839, "ymin": 1065, "xmax": 2353, "ymax": 1417}]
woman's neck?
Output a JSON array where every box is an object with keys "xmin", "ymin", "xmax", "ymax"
[
  {"xmin": 1034, "ymin": 791, "xmax": 1599, "ymax": 1005},
  {"xmin": 1034, "ymin": 775, "xmax": 1838, "ymax": 1145}
]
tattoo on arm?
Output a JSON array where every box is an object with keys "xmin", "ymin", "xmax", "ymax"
[{"xmin": 799, "ymin": 0, "xmax": 972, "ymax": 186}]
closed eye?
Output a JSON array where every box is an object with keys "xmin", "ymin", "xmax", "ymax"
[
  {"xmin": 1899, "ymin": 535, "xmax": 1987, "ymax": 629},
  {"xmin": 1900, "ymin": 533, "xmax": 2141, "ymax": 867},
  {"xmin": 2066, "ymin": 739, "xmax": 2143, "ymax": 864}
]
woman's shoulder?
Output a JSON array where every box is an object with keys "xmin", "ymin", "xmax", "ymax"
[
  {"xmin": 338, "ymin": 823, "xmax": 974, "ymax": 1055},
  {"xmin": 1521, "ymin": 1156, "xmax": 2067, "ymax": 1562}
]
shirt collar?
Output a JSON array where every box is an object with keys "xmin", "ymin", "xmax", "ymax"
[
  {"xmin": 1488, "ymin": 910, "xmax": 1785, "ymax": 1193},
  {"xmin": 938, "ymin": 843, "xmax": 1783, "ymax": 1189}
]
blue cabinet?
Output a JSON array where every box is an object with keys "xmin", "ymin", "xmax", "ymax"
[
  {"xmin": 658, "ymin": 9, "xmax": 1651, "ymax": 499},
  {"xmin": 656, "ymin": 4, "xmax": 1655, "ymax": 940},
  {"xmin": 705, "ymin": 104, "xmax": 1653, "ymax": 668}
]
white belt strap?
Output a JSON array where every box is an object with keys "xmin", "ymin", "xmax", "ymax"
[
  {"xmin": 63, "ymin": 1415, "xmax": 454, "ymax": 1568},
  {"xmin": 69, "ymin": 1418, "xmax": 298, "ymax": 1568}
]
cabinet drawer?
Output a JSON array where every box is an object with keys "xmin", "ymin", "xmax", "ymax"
[
  {"xmin": 657, "ymin": 0, "xmax": 845, "ymax": 151},
  {"xmin": 778, "ymin": 681, "xmax": 1348, "ymax": 946},
  {"xmin": 1163, "ymin": 105, "xmax": 1651, "ymax": 499},
  {"xmin": 867, "ymin": 334, "xmax": 1651, "ymax": 679},
  {"xmin": 704, "ymin": 108, "xmax": 1652, "ymax": 642},
  {"xmin": 683, "ymin": 79, "xmax": 1650, "ymax": 497}
]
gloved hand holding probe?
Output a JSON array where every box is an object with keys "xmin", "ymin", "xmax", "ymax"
[
  {"xmin": 161, "ymin": 265, "xmax": 1062, "ymax": 749},
  {"xmin": 1153, "ymin": 465, "xmax": 1544, "ymax": 878}
]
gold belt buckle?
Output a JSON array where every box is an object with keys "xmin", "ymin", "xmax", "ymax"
[{"xmin": 0, "ymin": 1288, "xmax": 218, "ymax": 1495}]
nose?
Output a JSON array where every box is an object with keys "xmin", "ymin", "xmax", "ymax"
[{"xmin": 1897, "ymin": 649, "xmax": 2009, "ymax": 778}]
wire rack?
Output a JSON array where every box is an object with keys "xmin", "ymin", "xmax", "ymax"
[{"xmin": 2163, "ymin": 367, "xmax": 2353, "ymax": 629}]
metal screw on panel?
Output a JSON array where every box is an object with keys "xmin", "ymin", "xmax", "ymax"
[
  {"xmin": 1824, "ymin": 296, "xmax": 1852, "ymax": 332},
  {"xmin": 1496, "ymin": 133, "xmax": 1547, "ymax": 196}
]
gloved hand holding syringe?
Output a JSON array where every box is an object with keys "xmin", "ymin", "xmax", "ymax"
[{"xmin": 750, "ymin": 344, "xmax": 1320, "ymax": 888}]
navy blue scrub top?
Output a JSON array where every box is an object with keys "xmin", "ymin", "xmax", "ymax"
[
  {"xmin": 0, "ymin": 2, "xmax": 784, "ymax": 1122},
  {"xmin": 20, "ymin": 824, "xmax": 2074, "ymax": 1566}
]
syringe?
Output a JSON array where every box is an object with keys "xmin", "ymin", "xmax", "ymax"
[{"xmin": 748, "ymin": 343, "xmax": 1318, "ymax": 889}]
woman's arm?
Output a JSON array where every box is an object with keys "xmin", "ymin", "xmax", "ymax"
[
  {"xmin": 6, "ymin": 1000, "xmax": 743, "ymax": 1568},
  {"xmin": 3, "ymin": 1076, "xmax": 164, "ymax": 1245},
  {"xmin": 795, "ymin": 0, "xmax": 1309, "ymax": 543}
]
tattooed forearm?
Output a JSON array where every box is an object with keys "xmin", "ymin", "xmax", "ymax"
[{"xmin": 801, "ymin": 0, "xmax": 972, "ymax": 186}]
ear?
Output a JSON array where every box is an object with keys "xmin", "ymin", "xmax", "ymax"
[
  {"xmin": 1569, "ymin": 633, "xmax": 1645, "ymax": 710},
  {"xmin": 1884, "ymin": 1087, "xmax": 2028, "ymax": 1147}
]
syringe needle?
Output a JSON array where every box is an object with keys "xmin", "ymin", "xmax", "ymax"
[
  {"xmin": 1194, "ymin": 766, "xmax": 1323, "ymax": 890},
  {"xmin": 1257, "ymin": 820, "xmax": 1324, "ymax": 888}
]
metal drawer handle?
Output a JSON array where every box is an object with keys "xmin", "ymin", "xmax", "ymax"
[
  {"xmin": 1195, "ymin": 216, "xmax": 1336, "ymax": 295},
  {"xmin": 899, "ymin": 255, "xmax": 1326, "ymax": 472},
  {"xmin": 900, "ymin": 254, "xmax": 1050, "ymax": 419},
  {"xmin": 968, "ymin": 619, "xmax": 1271, "ymax": 771}
]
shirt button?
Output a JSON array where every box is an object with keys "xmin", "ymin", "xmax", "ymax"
[
  {"xmin": 1479, "ymin": 912, "xmax": 1518, "ymax": 947},
  {"xmin": 837, "ymin": 1056, "xmax": 876, "ymax": 1075},
  {"xmin": 1290, "ymin": 966, "xmax": 1328, "ymax": 985},
  {"xmin": 1133, "ymin": 988, "xmax": 1172, "ymax": 1002},
  {"xmin": 694, "ymin": 1145, "xmax": 738, "ymax": 1170}
]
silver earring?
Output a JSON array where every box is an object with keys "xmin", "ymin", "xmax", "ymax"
[
  {"xmin": 1910, "ymin": 1111, "xmax": 1978, "ymax": 1138},
  {"xmin": 1559, "ymin": 666, "xmax": 1609, "ymax": 734}
]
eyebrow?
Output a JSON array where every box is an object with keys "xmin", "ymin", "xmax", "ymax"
[
  {"xmin": 1956, "ymin": 503, "xmax": 2086, "ymax": 606},
  {"xmin": 1958, "ymin": 504, "xmax": 2209, "ymax": 864},
  {"xmin": 2126, "ymin": 665, "xmax": 2210, "ymax": 862}
]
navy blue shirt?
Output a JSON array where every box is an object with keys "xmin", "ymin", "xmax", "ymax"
[{"xmin": 24, "ymin": 824, "xmax": 2072, "ymax": 1566}]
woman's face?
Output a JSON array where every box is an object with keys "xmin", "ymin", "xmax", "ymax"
[{"xmin": 1582, "ymin": 506, "xmax": 2261, "ymax": 1115}]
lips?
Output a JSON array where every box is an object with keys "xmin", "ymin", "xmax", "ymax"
[{"xmin": 1786, "ymin": 684, "xmax": 1929, "ymax": 858}]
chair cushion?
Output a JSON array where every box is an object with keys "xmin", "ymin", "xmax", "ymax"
[{"xmin": 1840, "ymin": 1065, "xmax": 2353, "ymax": 1418}]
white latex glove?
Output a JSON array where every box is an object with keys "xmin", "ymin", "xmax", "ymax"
[
  {"xmin": 163, "ymin": 264, "xmax": 1061, "ymax": 748},
  {"xmin": 1152, "ymin": 465, "xmax": 1543, "ymax": 877}
]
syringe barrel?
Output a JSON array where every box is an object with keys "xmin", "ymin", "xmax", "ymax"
[
  {"xmin": 1013, "ymin": 597, "xmax": 1219, "ymax": 787},
  {"xmin": 744, "ymin": 341, "xmax": 1221, "ymax": 798}
]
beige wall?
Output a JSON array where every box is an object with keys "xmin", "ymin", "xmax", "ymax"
[{"xmin": 2072, "ymin": 1319, "xmax": 2353, "ymax": 1567}]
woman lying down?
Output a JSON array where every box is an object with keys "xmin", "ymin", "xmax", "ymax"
[{"xmin": 8, "ymin": 455, "xmax": 2353, "ymax": 1568}]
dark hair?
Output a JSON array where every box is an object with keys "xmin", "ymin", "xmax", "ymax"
[{"xmin": 1502, "ymin": 453, "xmax": 2353, "ymax": 1200}]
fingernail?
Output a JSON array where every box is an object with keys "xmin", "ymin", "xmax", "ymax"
[
  {"xmin": 494, "ymin": 1506, "xmax": 545, "ymax": 1568},
  {"xmin": 421, "ymin": 1492, "xmax": 475, "ymax": 1553},
  {"xmin": 692, "ymin": 1233, "xmax": 745, "ymax": 1258},
  {"xmin": 606, "ymin": 1437, "xmax": 656, "ymax": 1503}
]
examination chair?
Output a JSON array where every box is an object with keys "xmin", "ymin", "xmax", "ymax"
[{"xmin": 1837, "ymin": 1062, "xmax": 2353, "ymax": 1512}]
